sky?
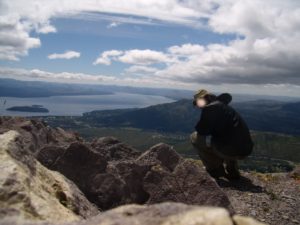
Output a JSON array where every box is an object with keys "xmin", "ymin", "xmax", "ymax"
[{"xmin": 0, "ymin": 0, "xmax": 300, "ymax": 96}]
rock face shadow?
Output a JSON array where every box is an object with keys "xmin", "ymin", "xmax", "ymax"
[{"xmin": 216, "ymin": 176, "xmax": 264, "ymax": 193}]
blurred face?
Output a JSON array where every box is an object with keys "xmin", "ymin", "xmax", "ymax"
[{"xmin": 196, "ymin": 98, "xmax": 207, "ymax": 108}]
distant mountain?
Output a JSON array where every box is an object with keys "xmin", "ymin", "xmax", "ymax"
[
  {"xmin": 82, "ymin": 99, "xmax": 197, "ymax": 133},
  {"xmin": 0, "ymin": 78, "xmax": 113, "ymax": 97},
  {"xmin": 81, "ymin": 99, "xmax": 300, "ymax": 135},
  {"xmin": 0, "ymin": 78, "xmax": 193, "ymax": 100},
  {"xmin": 1, "ymin": 78, "xmax": 300, "ymax": 102},
  {"xmin": 233, "ymin": 100, "xmax": 300, "ymax": 135}
]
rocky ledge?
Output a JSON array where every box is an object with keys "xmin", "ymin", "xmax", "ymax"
[{"xmin": 0, "ymin": 117, "xmax": 270, "ymax": 225}]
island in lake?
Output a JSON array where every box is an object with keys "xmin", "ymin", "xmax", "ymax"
[{"xmin": 6, "ymin": 105, "xmax": 49, "ymax": 113}]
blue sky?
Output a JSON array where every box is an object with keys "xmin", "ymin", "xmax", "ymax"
[
  {"xmin": 1, "ymin": 16, "xmax": 235, "ymax": 75},
  {"xmin": 0, "ymin": 0, "xmax": 299, "ymax": 96}
]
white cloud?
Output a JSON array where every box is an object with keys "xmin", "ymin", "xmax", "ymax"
[
  {"xmin": 93, "ymin": 50, "xmax": 123, "ymax": 65},
  {"xmin": 94, "ymin": 49, "xmax": 175, "ymax": 66},
  {"xmin": 97, "ymin": 35, "xmax": 300, "ymax": 86},
  {"xmin": 157, "ymin": 0, "xmax": 300, "ymax": 85},
  {"xmin": 107, "ymin": 21, "xmax": 121, "ymax": 29},
  {"xmin": 48, "ymin": 50, "xmax": 81, "ymax": 60},
  {"xmin": 36, "ymin": 23, "xmax": 57, "ymax": 34},
  {"xmin": 125, "ymin": 65, "xmax": 158, "ymax": 74},
  {"xmin": 118, "ymin": 49, "xmax": 174, "ymax": 65},
  {"xmin": 0, "ymin": 66, "xmax": 185, "ymax": 88},
  {"xmin": 93, "ymin": 0, "xmax": 300, "ymax": 87},
  {"xmin": 73, "ymin": 12, "xmax": 157, "ymax": 26},
  {"xmin": 0, "ymin": 0, "xmax": 300, "ymax": 92},
  {"xmin": 0, "ymin": 0, "xmax": 205, "ymax": 61},
  {"xmin": 0, "ymin": 17, "xmax": 41, "ymax": 61},
  {"xmin": 168, "ymin": 44, "xmax": 204, "ymax": 56},
  {"xmin": 0, "ymin": 67, "xmax": 115, "ymax": 83}
]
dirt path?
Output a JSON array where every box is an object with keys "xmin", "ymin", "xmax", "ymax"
[{"xmin": 218, "ymin": 170, "xmax": 300, "ymax": 225}]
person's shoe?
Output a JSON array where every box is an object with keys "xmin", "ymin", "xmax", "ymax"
[
  {"xmin": 224, "ymin": 171, "xmax": 241, "ymax": 181},
  {"xmin": 207, "ymin": 166, "xmax": 227, "ymax": 179},
  {"xmin": 225, "ymin": 160, "xmax": 241, "ymax": 181}
]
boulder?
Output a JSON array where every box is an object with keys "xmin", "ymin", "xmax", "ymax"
[
  {"xmin": 136, "ymin": 143, "xmax": 183, "ymax": 171},
  {"xmin": 37, "ymin": 139, "xmax": 233, "ymax": 212},
  {"xmin": 6, "ymin": 202, "xmax": 266, "ymax": 225},
  {"xmin": 100, "ymin": 160, "xmax": 152, "ymax": 208},
  {"xmin": 143, "ymin": 158, "xmax": 232, "ymax": 210},
  {"xmin": 88, "ymin": 143, "xmax": 232, "ymax": 211},
  {"xmin": 0, "ymin": 116, "xmax": 81, "ymax": 155},
  {"xmin": 0, "ymin": 130, "xmax": 99, "ymax": 224},
  {"xmin": 90, "ymin": 136, "xmax": 141, "ymax": 160},
  {"xmin": 37, "ymin": 145, "xmax": 66, "ymax": 168},
  {"xmin": 38, "ymin": 142, "xmax": 108, "ymax": 207},
  {"xmin": 233, "ymin": 215, "xmax": 267, "ymax": 225},
  {"xmin": 72, "ymin": 202, "xmax": 234, "ymax": 225}
]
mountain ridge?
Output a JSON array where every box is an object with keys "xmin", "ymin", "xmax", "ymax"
[{"xmin": 80, "ymin": 98, "xmax": 300, "ymax": 135}]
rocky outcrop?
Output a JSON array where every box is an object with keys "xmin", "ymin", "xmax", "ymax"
[
  {"xmin": 0, "ymin": 116, "xmax": 81, "ymax": 155},
  {"xmin": 90, "ymin": 136, "xmax": 141, "ymax": 161},
  {"xmin": 0, "ymin": 130, "xmax": 99, "ymax": 224},
  {"xmin": 38, "ymin": 142, "xmax": 107, "ymax": 193},
  {"xmin": 38, "ymin": 139, "xmax": 232, "ymax": 212},
  {"xmin": 5, "ymin": 202, "xmax": 266, "ymax": 225},
  {"xmin": 0, "ymin": 117, "xmax": 233, "ymax": 213},
  {"xmin": 143, "ymin": 158, "xmax": 231, "ymax": 208},
  {"xmin": 0, "ymin": 117, "xmax": 267, "ymax": 225}
]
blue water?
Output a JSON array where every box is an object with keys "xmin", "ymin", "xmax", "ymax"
[{"xmin": 0, "ymin": 92, "xmax": 174, "ymax": 116}]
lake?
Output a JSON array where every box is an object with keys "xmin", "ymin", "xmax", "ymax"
[{"xmin": 0, "ymin": 92, "xmax": 175, "ymax": 117}]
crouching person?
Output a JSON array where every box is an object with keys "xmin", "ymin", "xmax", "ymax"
[{"xmin": 190, "ymin": 89, "xmax": 253, "ymax": 180}]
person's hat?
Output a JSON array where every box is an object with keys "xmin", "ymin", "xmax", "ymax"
[{"xmin": 193, "ymin": 89, "xmax": 209, "ymax": 106}]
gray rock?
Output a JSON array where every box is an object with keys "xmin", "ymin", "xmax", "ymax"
[
  {"xmin": 143, "ymin": 158, "xmax": 232, "ymax": 211},
  {"xmin": 0, "ymin": 130, "xmax": 99, "ymax": 224},
  {"xmin": 1, "ymin": 117, "xmax": 233, "ymax": 214},
  {"xmin": 4, "ymin": 203, "xmax": 266, "ymax": 225}
]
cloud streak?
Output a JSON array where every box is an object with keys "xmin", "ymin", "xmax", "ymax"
[
  {"xmin": 48, "ymin": 51, "xmax": 81, "ymax": 60},
  {"xmin": 94, "ymin": 49, "xmax": 176, "ymax": 66},
  {"xmin": 0, "ymin": 66, "xmax": 185, "ymax": 88},
  {"xmin": 1, "ymin": 66, "xmax": 299, "ymax": 97},
  {"xmin": 93, "ymin": 50, "xmax": 123, "ymax": 65}
]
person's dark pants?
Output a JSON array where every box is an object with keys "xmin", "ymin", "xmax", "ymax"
[{"xmin": 190, "ymin": 131, "xmax": 246, "ymax": 179}]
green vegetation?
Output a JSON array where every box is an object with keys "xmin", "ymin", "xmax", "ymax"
[
  {"xmin": 50, "ymin": 125, "xmax": 298, "ymax": 173},
  {"xmin": 251, "ymin": 132, "xmax": 300, "ymax": 163},
  {"xmin": 79, "ymin": 99, "xmax": 300, "ymax": 135},
  {"xmin": 70, "ymin": 127, "xmax": 300, "ymax": 162}
]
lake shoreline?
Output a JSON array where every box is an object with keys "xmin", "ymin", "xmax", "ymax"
[{"xmin": 0, "ymin": 92, "xmax": 175, "ymax": 117}]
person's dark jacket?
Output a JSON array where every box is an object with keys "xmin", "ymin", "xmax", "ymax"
[{"xmin": 195, "ymin": 93, "xmax": 253, "ymax": 157}]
